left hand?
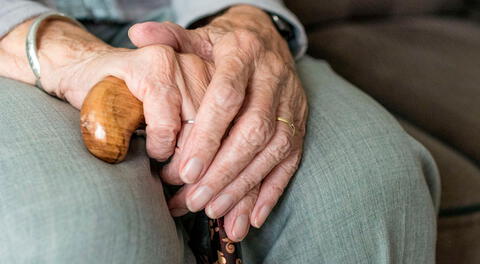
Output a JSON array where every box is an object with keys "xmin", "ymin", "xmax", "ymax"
[{"xmin": 129, "ymin": 5, "xmax": 308, "ymax": 241}]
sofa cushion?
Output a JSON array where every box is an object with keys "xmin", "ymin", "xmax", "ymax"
[
  {"xmin": 307, "ymin": 16, "xmax": 480, "ymax": 164},
  {"xmin": 397, "ymin": 118, "xmax": 480, "ymax": 264},
  {"xmin": 437, "ymin": 212, "xmax": 480, "ymax": 264},
  {"xmin": 468, "ymin": 0, "xmax": 480, "ymax": 20},
  {"xmin": 397, "ymin": 118, "xmax": 480, "ymax": 210},
  {"xmin": 284, "ymin": 0, "xmax": 464, "ymax": 26}
]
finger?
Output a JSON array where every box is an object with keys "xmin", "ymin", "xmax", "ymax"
[
  {"xmin": 128, "ymin": 21, "xmax": 180, "ymax": 50},
  {"xmin": 142, "ymin": 85, "xmax": 181, "ymax": 161},
  {"xmin": 223, "ymin": 185, "xmax": 259, "ymax": 242},
  {"xmin": 167, "ymin": 184, "xmax": 195, "ymax": 217},
  {"xmin": 160, "ymin": 54, "xmax": 213, "ymax": 184},
  {"xmin": 176, "ymin": 53, "xmax": 213, "ymax": 112},
  {"xmin": 125, "ymin": 46, "xmax": 183, "ymax": 161},
  {"xmin": 160, "ymin": 155, "xmax": 183, "ymax": 185},
  {"xmin": 128, "ymin": 22, "xmax": 211, "ymax": 58},
  {"xmin": 248, "ymin": 77, "xmax": 307, "ymax": 228},
  {"xmin": 160, "ymin": 122, "xmax": 193, "ymax": 185},
  {"xmin": 182, "ymin": 88, "xmax": 277, "ymax": 212},
  {"xmin": 177, "ymin": 39, "xmax": 256, "ymax": 185},
  {"xmin": 251, "ymin": 150, "xmax": 302, "ymax": 229},
  {"xmin": 204, "ymin": 118, "xmax": 294, "ymax": 219},
  {"xmin": 184, "ymin": 58, "xmax": 287, "ymax": 212}
]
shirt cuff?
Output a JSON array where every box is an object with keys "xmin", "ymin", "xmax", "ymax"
[
  {"xmin": 172, "ymin": 0, "xmax": 307, "ymax": 59},
  {"xmin": 0, "ymin": 1, "xmax": 53, "ymax": 38}
]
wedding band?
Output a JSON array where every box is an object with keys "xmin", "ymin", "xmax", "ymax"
[
  {"xmin": 183, "ymin": 119, "xmax": 195, "ymax": 124},
  {"xmin": 276, "ymin": 117, "xmax": 295, "ymax": 136}
]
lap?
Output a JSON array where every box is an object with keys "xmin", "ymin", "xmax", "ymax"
[
  {"xmin": 0, "ymin": 54, "xmax": 440, "ymax": 263},
  {"xmin": 242, "ymin": 56, "xmax": 440, "ymax": 263},
  {"xmin": 0, "ymin": 78, "xmax": 187, "ymax": 263}
]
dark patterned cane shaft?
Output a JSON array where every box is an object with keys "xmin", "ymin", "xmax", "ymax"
[{"xmin": 212, "ymin": 218, "xmax": 242, "ymax": 264}]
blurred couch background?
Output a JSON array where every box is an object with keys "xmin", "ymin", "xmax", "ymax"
[{"xmin": 283, "ymin": 0, "xmax": 480, "ymax": 263}]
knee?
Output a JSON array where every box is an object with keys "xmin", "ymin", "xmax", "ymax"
[
  {"xmin": 253, "ymin": 124, "xmax": 438, "ymax": 262},
  {"xmin": 282, "ymin": 115, "xmax": 438, "ymax": 256},
  {"xmin": 266, "ymin": 123, "xmax": 437, "ymax": 260},
  {"xmin": 290, "ymin": 59, "xmax": 439, "ymax": 217},
  {"xmin": 0, "ymin": 160, "xmax": 182, "ymax": 263},
  {"xmin": 292, "ymin": 117, "xmax": 438, "ymax": 221},
  {"xmin": 0, "ymin": 78, "xmax": 183, "ymax": 263}
]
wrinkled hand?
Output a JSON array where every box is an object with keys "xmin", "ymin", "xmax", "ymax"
[
  {"xmin": 129, "ymin": 4, "xmax": 308, "ymax": 241},
  {"xmin": 42, "ymin": 36, "xmax": 213, "ymax": 161}
]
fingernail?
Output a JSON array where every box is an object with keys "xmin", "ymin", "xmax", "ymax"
[
  {"xmin": 170, "ymin": 208, "xmax": 189, "ymax": 217},
  {"xmin": 187, "ymin": 186, "xmax": 213, "ymax": 212},
  {"xmin": 253, "ymin": 205, "xmax": 272, "ymax": 228},
  {"xmin": 180, "ymin": 157, "xmax": 203, "ymax": 184},
  {"xmin": 206, "ymin": 194, "xmax": 234, "ymax": 218},
  {"xmin": 232, "ymin": 214, "xmax": 249, "ymax": 241}
]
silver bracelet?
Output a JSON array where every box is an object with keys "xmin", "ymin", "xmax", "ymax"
[{"xmin": 26, "ymin": 11, "xmax": 84, "ymax": 91}]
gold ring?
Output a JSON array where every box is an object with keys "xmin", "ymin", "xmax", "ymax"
[{"xmin": 276, "ymin": 117, "xmax": 295, "ymax": 136}]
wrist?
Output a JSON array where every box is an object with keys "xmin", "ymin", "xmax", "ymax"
[
  {"xmin": 0, "ymin": 18, "xmax": 111, "ymax": 97},
  {"xmin": 36, "ymin": 20, "xmax": 111, "ymax": 96},
  {"xmin": 210, "ymin": 5, "xmax": 279, "ymax": 39}
]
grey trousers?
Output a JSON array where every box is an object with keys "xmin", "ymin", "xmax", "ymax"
[{"xmin": 0, "ymin": 54, "xmax": 440, "ymax": 263}]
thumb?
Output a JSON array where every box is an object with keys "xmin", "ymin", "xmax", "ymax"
[{"xmin": 128, "ymin": 22, "xmax": 211, "ymax": 58}]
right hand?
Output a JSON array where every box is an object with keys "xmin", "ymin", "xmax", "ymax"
[
  {"xmin": 31, "ymin": 21, "xmax": 213, "ymax": 162},
  {"xmin": 0, "ymin": 18, "xmax": 213, "ymax": 162}
]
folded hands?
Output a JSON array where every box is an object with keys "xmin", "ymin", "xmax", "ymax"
[{"xmin": 0, "ymin": 4, "xmax": 307, "ymax": 242}]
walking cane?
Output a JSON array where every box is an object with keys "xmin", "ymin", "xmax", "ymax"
[{"xmin": 80, "ymin": 76, "xmax": 242, "ymax": 264}]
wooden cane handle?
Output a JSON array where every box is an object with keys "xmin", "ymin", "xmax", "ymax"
[{"xmin": 80, "ymin": 76, "xmax": 144, "ymax": 163}]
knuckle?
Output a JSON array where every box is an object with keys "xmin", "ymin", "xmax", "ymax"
[
  {"xmin": 154, "ymin": 127, "xmax": 177, "ymax": 146},
  {"xmin": 278, "ymin": 160, "xmax": 299, "ymax": 176},
  {"xmin": 147, "ymin": 124, "xmax": 178, "ymax": 149},
  {"xmin": 236, "ymin": 29, "xmax": 263, "ymax": 51},
  {"xmin": 238, "ymin": 113, "xmax": 275, "ymax": 150},
  {"xmin": 263, "ymin": 52, "xmax": 287, "ymax": 76},
  {"xmin": 213, "ymin": 164, "xmax": 238, "ymax": 186},
  {"xmin": 243, "ymin": 191, "xmax": 259, "ymax": 207},
  {"xmin": 195, "ymin": 126, "xmax": 222, "ymax": 149},
  {"xmin": 268, "ymin": 183, "xmax": 285, "ymax": 198},
  {"xmin": 156, "ymin": 81, "xmax": 181, "ymax": 100},
  {"xmin": 211, "ymin": 83, "xmax": 245, "ymax": 112},
  {"xmin": 237, "ymin": 176, "xmax": 258, "ymax": 194},
  {"xmin": 280, "ymin": 62, "xmax": 292, "ymax": 77},
  {"xmin": 141, "ymin": 45, "xmax": 176, "ymax": 62},
  {"xmin": 140, "ymin": 72, "xmax": 181, "ymax": 102},
  {"xmin": 268, "ymin": 132, "xmax": 292, "ymax": 160},
  {"xmin": 248, "ymin": 185, "xmax": 260, "ymax": 197},
  {"xmin": 221, "ymin": 51, "xmax": 251, "ymax": 73},
  {"xmin": 147, "ymin": 145, "xmax": 174, "ymax": 161}
]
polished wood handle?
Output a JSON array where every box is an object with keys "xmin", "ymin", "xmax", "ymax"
[{"xmin": 80, "ymin": 76, "xmax": 144, "ymax": 163}]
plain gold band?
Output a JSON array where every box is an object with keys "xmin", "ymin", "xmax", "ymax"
[{"xmin": 276, "ymin": 117, "xmax": 296, "ymax": 136}]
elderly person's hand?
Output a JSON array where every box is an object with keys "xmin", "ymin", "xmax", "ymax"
[
  {"xmin": 0, "ymin": 18, "xmax": 213, "ymax": 161},
  {"xmin": 129, "ymin": 4, "xmax": 308, "ymax": 241}
]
